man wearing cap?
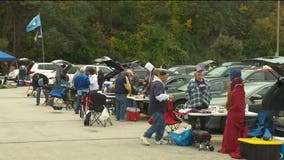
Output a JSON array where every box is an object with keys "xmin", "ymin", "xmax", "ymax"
[
  {"xmin": 185, "ymin": 63, "xmax": 212, "ymax": 130},
  {"xmin": 115, "ymin": 69, "xmax": 134, "ymax": 121},
  {"xmin": 140, "ymin": 70, "xmax": 174, "ymax": 145}
]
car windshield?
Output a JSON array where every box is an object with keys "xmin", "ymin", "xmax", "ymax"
[
  {"xmin": 38, "ymin": 64, "xmax": 57, "ymax": 70},
  {"xmin": 205, "ymin": 66, "xmax": 227, "ymax": 77},
  {"xmin": 241, "ymin": 70, "xmax": 255, "ymax": 80},
  {"xmin": 168, "ymin": 67, "xmax": 179, "ymax": 72}
]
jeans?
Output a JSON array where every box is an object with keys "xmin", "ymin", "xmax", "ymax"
[
  {"xmin": 75, "ymin": 89, "xmax": 89, "ymax": 113},
  {"xmin": 36, "ymin": 87, "xmax": 41, "ymax": 105},
  {"xmin": 144, "ymin": 112, "xmax": 166, "ymax": 141},
  {"xmin": 115, "ymin": 94, "xmax": 127, "ymax": 120}
]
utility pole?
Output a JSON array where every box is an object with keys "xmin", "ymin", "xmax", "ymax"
[{"xmin": 276, "ymin": 0, "xmax": 280, "ymax": 56}]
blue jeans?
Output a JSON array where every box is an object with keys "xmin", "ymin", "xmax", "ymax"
[
  {"xmin": 36, "ymin": 87, "xmax": 41, "ymax": 105},
  {"xmin": 115, "ymin": 94, "xmax": 127, "ymax": 120},
  {"xmin": 75, "ymin": 89, "xmax": 89, "ymax": 113},
  {"xmin": 144, "ymin": 112, "xmax": 166, "ymax": 141}
]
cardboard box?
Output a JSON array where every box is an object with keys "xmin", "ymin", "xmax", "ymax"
[
  {"xmin": 238, "ymin": 138, "xmax": 282, "ymax": 160},
  {"xmin": 126, "ymin": 107, "xmax": 140, "ymax": 121}
]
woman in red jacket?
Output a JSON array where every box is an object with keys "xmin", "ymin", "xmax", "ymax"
[{"xmin": 218, "ymin": 69, "xmax": 245, "ymax": 159}]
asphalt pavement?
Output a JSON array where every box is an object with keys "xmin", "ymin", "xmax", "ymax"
[{"xmin": 0, "ymin": 84, "xmax": 238, "ymax": 160}]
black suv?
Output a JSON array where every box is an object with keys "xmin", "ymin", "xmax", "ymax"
[{"xmin": 245, "ymin": 56, "xmax": 284, "ymax": 136}]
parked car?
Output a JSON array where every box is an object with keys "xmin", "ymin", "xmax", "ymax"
[
  {"xmin": 8, "ymin": 68, "xmax": 19, "ymax": 81},
  {"xmin": 67, "ymin": 64, "xmax": 113, "ymax": 83},
  {"xmin": 241, "ymin": 68, "xmax": 279, "ymax": 82},
  {"xmin": 204, "ymin": 65, "xmax": 250, "ymax": 79},
  {"xmin": 168, "ymin": 65, "xmax": 196, "ymax": 75},
  {"xmin": 244, "ymin": 56, "xmax": 284, "ymax": 136},
  {"xmin": 29, "ymin": 62, "xmax": 57, "ymax": 84},
  {"xmin": 8, "ymin": 57, "xmax": 35, "ymax": 81}
]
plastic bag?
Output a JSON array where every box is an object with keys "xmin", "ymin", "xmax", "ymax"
[
  {"xmin": 168, "ymin": 129, "xmax": 192, "ymax": 146},
  {"xmin": 99, "ymin": 107, "xmax": 110, "ymax": 121}
]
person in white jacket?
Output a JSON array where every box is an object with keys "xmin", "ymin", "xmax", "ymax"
[{"xmin": 88, "ymin": 68, "xmax": 99, "ymax": 93}]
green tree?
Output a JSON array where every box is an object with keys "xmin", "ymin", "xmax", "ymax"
[{"xmin": 210, "ymin": 34, "xmax": 244, "ymax": 63}]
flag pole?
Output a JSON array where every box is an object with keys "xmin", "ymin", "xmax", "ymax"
[{"xmin": 40, "ymin": 26, "xmax": 45, "ymax": 62}]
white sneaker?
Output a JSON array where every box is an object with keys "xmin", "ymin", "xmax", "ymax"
[
  {"xmin": 140, "ymin": 136, "xmax": 150, "ymax": 146},
  {"xmin": 155, "ymin": 139, "xmax": 168, "ymax": 145}
]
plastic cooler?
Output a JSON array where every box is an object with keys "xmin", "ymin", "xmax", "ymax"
[
  {"xmin": 238, "ymin": 138, "xmax": 282, "ymax": 160},
  {"xmin": 126, "ymin": 107, "xmax": 140, "ymax": 121}
]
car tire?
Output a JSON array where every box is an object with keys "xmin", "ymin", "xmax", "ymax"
[{"xmin": 174, "ymin": 100, "xmax": 187, "ymax": 111}]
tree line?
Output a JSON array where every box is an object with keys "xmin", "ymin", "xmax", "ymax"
[{"xmin": 0, "ymin": 1, "xmax": 283, "ymax": 67}]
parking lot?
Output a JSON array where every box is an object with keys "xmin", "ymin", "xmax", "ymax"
[{"xmin": 0, "ymin": 85, "xmax": 236, "ymax": 160}]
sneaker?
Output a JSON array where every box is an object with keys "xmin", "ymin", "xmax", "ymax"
[
  {"xmin": 155, "ymin": 139, "xmax": 168, "ymax": 145},
  {"xmin": 140, "ymin": 136, "xmax": 150, "ymax": 146}
]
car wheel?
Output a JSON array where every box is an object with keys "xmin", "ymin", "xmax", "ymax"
[{"xmin": 174, "ymin": 100, "xmax": 187, "ymax": 111}]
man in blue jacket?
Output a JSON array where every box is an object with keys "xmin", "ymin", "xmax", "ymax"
[{"xmin": 74, "ymin": 68, "xmax": 90, "ymax": 114}]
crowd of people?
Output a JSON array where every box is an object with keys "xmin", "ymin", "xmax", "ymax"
[{"xmin": 30, "ymin": 61, "xmax": 248, "ymax": 159}]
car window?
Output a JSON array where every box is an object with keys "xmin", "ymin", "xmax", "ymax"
[
  {"xmin": 98, "ymin": 66, "xmax": 112, "ymax": 75},
  {"xmin": 264, "ymin": 72, "xmax": 278, "ymax": 81},
  {"xmin": 37, "ymin": 64, "xmax": 56, "ymax": 70},
  {"xmin": 68, "ymin": 66, "xmax": 79, "ymax": 74},
  {"xmin": 166, "ymin": 78, "xmax": 188, "ymax": 88},
  {"xmin": 205, "ymin": 66, "xmax": 227, "ymax": 77},
  {"xmin": 248, "ymin": 72, "xmax": 265, "ymax": 81}
]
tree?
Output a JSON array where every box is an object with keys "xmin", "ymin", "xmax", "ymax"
[{"xmin": 210, "ymin": 34, "xmax": 243, "ymax": 63}]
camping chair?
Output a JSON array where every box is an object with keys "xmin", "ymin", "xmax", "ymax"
[
  {"xmin": 148, "ymin": 101, "xmax": 183, "ymax": 131},
  {"xmin": 84, "ymin": 93, "xmax": 112, "ymax": 127},
  {"xmin": 165, "ymin": 101, "xmax": 183, "ymax": 131}
]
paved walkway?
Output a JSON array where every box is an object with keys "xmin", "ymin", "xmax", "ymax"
[{"xmin": 0, "ymin": 85, "xmax": 238, "ymax": 160}]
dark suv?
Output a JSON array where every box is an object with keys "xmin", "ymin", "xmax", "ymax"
[{"xmin": 245, "ymin": 56, "xmax": 284, "ymax": 136}]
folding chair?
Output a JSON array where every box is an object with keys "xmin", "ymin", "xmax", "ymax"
[{"xmin": 84, "ymin": 93, "xmax": 112, "ymax": 127}]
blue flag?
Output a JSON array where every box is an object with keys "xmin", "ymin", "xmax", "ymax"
[{"xmin": 26, "ymin": 14, "xmax": 41, "ymax": 32}]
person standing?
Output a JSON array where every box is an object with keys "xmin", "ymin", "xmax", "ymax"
[
  {"xmin": 114, "ymin": 69, "xmax": 134, "ymax": 121},
  {"xmin": 218, "ymin": 69, "xmax": 246, "ymax": 159},
  {"xmin": 74, "ymin": 68, "xmax": 90, "ymax": 114},
  {"xmin": 88, "ymin": 68, "xmax": 99, "ymax": 93},
  {"xmin": 140, "ymin": 70, "xmax": 174, "ymax": 146},
  {"xmin": 32, "ymin": 73, "xmax": 48, "ymax": 106},
  {"xmin": 55, "ymin": 62, "xmax": 72, "ymax": 85},
  {"xmin": 185, "ymin": 63, "xmax": 212, "ymax": 130},
  {"xmin": 97, "ymin": 70, "xmax": 105, "ymax": 91}
]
